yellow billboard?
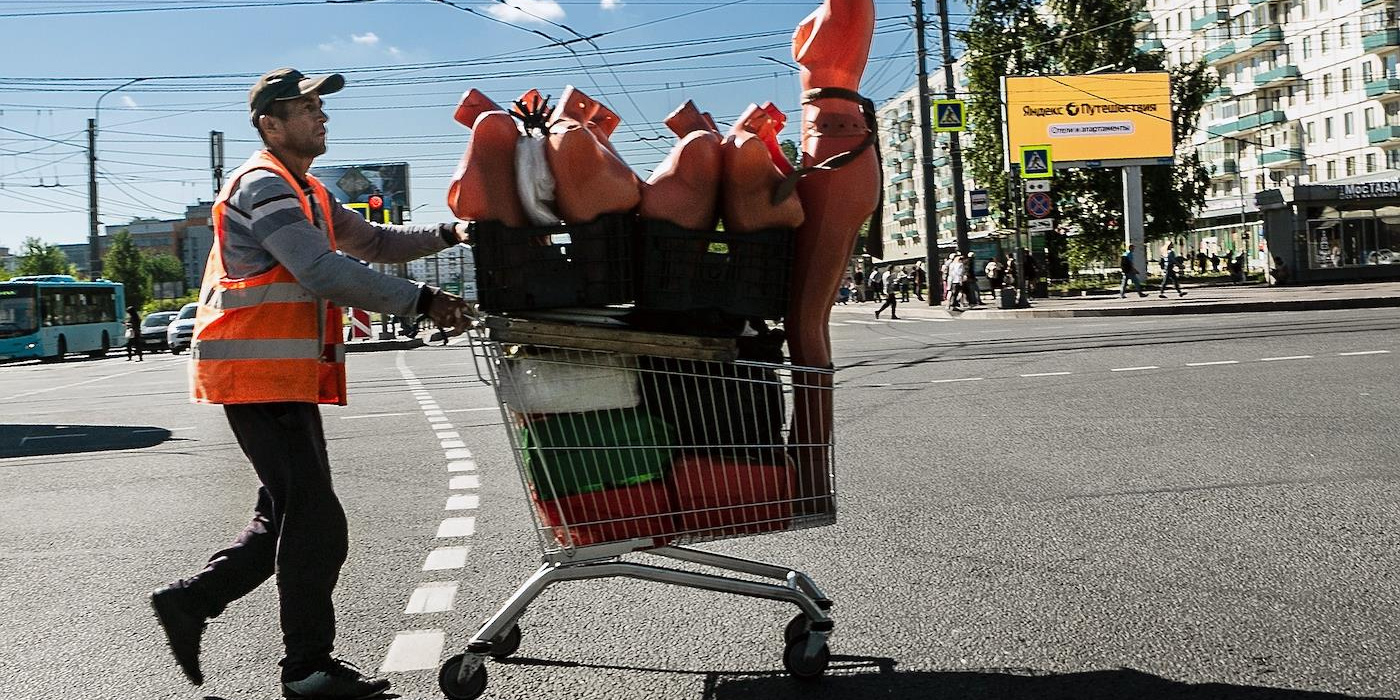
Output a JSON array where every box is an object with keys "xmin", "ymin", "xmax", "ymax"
[{"xmin": 1002, "ymin": 72, "xmax": 1174, "ymax": 167}]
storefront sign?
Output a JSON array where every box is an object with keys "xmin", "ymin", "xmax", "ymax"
[{"xmin": 1337, "ymin": 181, "xmax": 1400, "ymax": 199}]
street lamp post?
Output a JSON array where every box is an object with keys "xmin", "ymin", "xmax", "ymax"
[{"xmin": 89, "ymin": 77, "xmax": 145, "ymax": 279}]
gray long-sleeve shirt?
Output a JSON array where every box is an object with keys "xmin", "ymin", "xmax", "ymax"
[{"xmin": 218, "ymin": 164, "xmax": 455, "ymax": 317}]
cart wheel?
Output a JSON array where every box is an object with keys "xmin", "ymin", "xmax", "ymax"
[
  {"xmin": 490, "ymin": 623, "xmax": 522, "ymax": 659},
  {"xmin": 438, "ymin": 654, "xmax": 487, "ymax": 700},
  {"xmin": 783, "ymin": 614, "xmax": 811, "ymax": 645},
  {"xmin": 782, "ymin": 634, "xmax": 830, "ymax": 679}
]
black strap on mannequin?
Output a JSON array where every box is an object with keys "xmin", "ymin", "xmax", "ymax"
[{"xmin": 771, "ymin": 87, "xmax": 884, "ymax": 258}]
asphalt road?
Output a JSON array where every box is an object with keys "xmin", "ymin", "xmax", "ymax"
[{"xmin": 1, "ymin": 307, "xmax": 1397, "ymax": 700}]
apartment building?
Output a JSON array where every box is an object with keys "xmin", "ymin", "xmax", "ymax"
[{"xmin": 1142, "ymin": 0, "xmax": 1400, "ymax": 273}]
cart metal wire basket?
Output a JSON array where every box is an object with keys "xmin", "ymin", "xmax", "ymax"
[{"xmin": 438, "ymin": 317, "xmax": 838, "ymax": 700}]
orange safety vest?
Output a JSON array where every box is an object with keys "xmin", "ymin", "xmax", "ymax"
[{"xmin": 190, "ymin": 150, "xmax": 347, "ymax": 405}]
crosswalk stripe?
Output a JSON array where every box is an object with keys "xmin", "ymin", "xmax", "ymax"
[
  {"xmin": 380, "ymin": 630, "xmax": 445, "ymax": 673},
  {"xmin": 404, "ymin": 582, "xmax": 459, "ymax": 614},
  {"xmin": 423, "ymin": 546, "xmax": 470, "ymax": 571}
]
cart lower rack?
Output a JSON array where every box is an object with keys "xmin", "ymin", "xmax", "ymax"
[{"xmin": 439, "ymin": 319, "xmax": 838, "ymax": 699}]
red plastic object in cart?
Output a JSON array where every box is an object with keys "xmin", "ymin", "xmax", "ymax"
[
  {"xmin": 533, "ymin": 481, "xmax": 676, "ymax": 548},
  {"xmin": 668, "ymin": 455, "xmax": 794, "ymax": 538}
]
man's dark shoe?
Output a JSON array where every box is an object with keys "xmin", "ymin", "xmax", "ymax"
[
  {"xmin": 150, "ymin": 585, "xmax": 206, "ymax": 686},
  {"xmin": 283, "ymin": 658, "xmax": 391, "ymax": 699}
]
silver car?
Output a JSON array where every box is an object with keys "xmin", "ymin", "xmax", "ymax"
[{"xmin": 166, "ymin": 302, "xmax": 198, "ymax": 354}]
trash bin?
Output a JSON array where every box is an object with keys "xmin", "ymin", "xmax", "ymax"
[{"xmin": 999, "ymin": 287, "xmax": 1017, "ymax": 309}]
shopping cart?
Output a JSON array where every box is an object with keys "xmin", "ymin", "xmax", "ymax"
[{"xmin": 438, "ymin": 316, "xmax": 838, "ymax": 699}]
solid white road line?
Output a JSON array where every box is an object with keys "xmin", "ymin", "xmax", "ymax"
[
  {"xmin": 450, "ymin": 475, "xmax": 481, "ymax": 490},
  {"xmin": 931, "ymin": 377, "xmax": 984, "ymax": 383},
  {"xmin": 446, "ymin": 494, "xmax": 480, "ymax": 511},
  {"xmin": 436, "ymin": 517, "xmax": 476, "ymax": 538},
  {"xmin": 1339, "ymin": 350, "xmax": 1390, "ymax": 356},
  {"xmin": 423, "ymin": 546, "xmax": 470, "ymax": 571},
  {"xmin": 404, "ymin": 582, "xmax": 459, "ymax": 614},
  {"xmin": 1111, "ymin": 366, "xmax": 1159, "ymax": 372},
  {"xmin": 1186, "ymin": 360, "xmax": 1240, "ymax": 366},
  {"xmin": 2, "ymin": 365, "xmax": 151, "ymax": 402},
  {"xmin": 380, "ymin": 630, "xmax": 445, "ymax": 673},
  {"xmin": 1021, "ymin": 372, "xmax": 1071, "ymax": 377},
  {"xmin": 1260, "ymin": 355, "xmax": 1313, "ymax": 362}
]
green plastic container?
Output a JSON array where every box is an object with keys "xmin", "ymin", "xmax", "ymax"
[{"xmin": 521, "ymin": 408, "xmax": 677, "ymax": 501}]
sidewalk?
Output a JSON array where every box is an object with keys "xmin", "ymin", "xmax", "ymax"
[{"xmin": 842, "ymin": 281, "xmax": 1400, "ymax": 320}]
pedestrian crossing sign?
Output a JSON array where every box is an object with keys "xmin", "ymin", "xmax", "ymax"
[
  {"xmin": 932, "ymin": 99, "xmax": 966, "ymax": 132},
  {"xmin": 1020, "ymin": 144, "xmax": 1054, "ymax": 179}
]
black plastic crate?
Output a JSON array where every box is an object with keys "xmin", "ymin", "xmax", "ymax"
[
  {"xmin": 635, "ymin": 219, "xmax": 793, "ymax": 320},
  {"xmin": 473, "ymin": 214, "xmax": 634, "ymax": 313}
]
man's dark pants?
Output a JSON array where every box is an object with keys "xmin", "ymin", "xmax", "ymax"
[{"xmin": 177, "ymin": 402, "xmax": 348, "ymax": 674}]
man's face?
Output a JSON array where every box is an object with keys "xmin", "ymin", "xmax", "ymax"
[{"xmin": 262, "ymin": 93, "xmax": 328, "ymax": 158}]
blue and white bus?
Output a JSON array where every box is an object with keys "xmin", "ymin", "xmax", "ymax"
[{"xmin": 0, "ymin": 276, "xmax": 126, "ymax": 362}]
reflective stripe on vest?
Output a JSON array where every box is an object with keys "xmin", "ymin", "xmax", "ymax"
[{"xmin": 190, "ymin": 149, "xmax": 348, "ymax": 406}]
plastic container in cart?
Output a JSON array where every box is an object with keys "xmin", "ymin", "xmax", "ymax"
[
  {"xmin": 473, "ymin": 213, "xmax": 634, "ymax": 313},
  {"xmin": 438, "ymin": 317, "xmax": 838, "ymax": 700},
  {"xmin": 634, "ymin": 218, "xmax": 794, "ymax": 321}
]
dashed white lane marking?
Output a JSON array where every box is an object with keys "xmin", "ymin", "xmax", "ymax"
[
  {"xmin": 447, "ymin": 494, "xmax": 480, "ymax": 511},
  {"xmin": 1111, "ymin": 366, "xmax": 1159, "ymax": 372},
  {"xmin": 931, "ymin": 377, "xmax": 984, "ymax": 383},
  {"xmin": 444, "ymin": 407, "xmax": 500, "ymax": 414},
  {"xmin": 340, "ymin": 412, "xmax": 413, "ymax": 420},
  {"xmin": 441, "ymin": 439, "xmax": 467, "ymax": 449},
  {"xmin": 404, "ymin": 582, "xmax": 459, "ymax": 614},
  {"xmin": 448, "ymin": 459, "xmax": 476, "ymax": 472},
  {"xmin": 445, "ymin": 448, "xmax": 473, "ymax": 460},
  {"xmin": 436, "ymin": 431, "xmax": 461, "ymax": 439},
  {"xmin": 437, "ymin": 517, "xmax": 476, "ymax": 538},
  {"xmin": 450, "ymin": 475, "xmax": 481, "ymax": 490},
  {"xmin": 1260, "ymin": 355, "xmax": 1313, "ymax": 362},
  {"xmin": 1339, "ymin": 350, "xmax": 1390, "ymax": 356},
  {"xmin": 1187, "ymin": 360, "xmax": 1240, "ymax": 367},
  {"xmin": 423, "ymin": 546, "xmax": 470, "ymax": 571},
  {"xmin": 380, "ymin": 630, "xmax": 445, "ymax": 673},
  {"xmin": 1021, "ymin": 371, "xmax": 1071, "ymax": 377}
]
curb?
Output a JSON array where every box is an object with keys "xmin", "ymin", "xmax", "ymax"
[{"xmin": 949, "ymin": 295, "xmax": 1400, "ymax": 319}]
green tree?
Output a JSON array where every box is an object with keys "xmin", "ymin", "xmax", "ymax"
[
  {"xmin": 103, "ymin": 231, "xmax": 152, "ymax": 310},
  {"xmin": 779, "ymin": 139, "xmax": 800, "ymax": 169},
  {"xmin": 16, "ymin": 237, "xmax": 74, "ymax": 276},
  {"xmin": 144, "ymin": 252, "xmax": 185, "ymax": 283}
]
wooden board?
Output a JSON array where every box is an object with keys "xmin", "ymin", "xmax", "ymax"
[{"xmin": 482, "ymin": 316, "xmax": 740, "ymax": 362}]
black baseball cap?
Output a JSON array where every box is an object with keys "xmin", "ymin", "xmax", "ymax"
[{"xmin": 249, "ymin": 68, "xmax": 345, "ymax": 125}]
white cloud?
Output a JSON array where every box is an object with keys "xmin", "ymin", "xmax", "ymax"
[
  {"xmin": 600, "ymin": 0, "xmax": 622, "ymax": 8},
  {"xmin": 318, "ymin": 42, "xmax": 336, "ymax": 52},
  {"xmin": 387, "ymin": 46, "xmax": 403, "ymax": 59},
  {"xmin": 352, "ymin": 32, "xmax": 380, "ymax": 45},
  {"xmin": 485, "ymin": 0, "xmax": 565, "ymax": 25},
  {"xmin": 120, "ymin": 95, "xmax": 138, "ymax": 108}
]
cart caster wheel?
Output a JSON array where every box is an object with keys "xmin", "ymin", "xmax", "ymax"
[
  {"xmin": 489, "ymin": 623, "xmax": 522, "ymax": 659},
  {"xmin": 783, "ymin": 614, "xmax": 811, "ymax": 645},
  {"xmin": 439, "ymin": 654, "xmax": 487, "ymax": 700},
  {"xmin": 782, "ymin": 634, "xmax": 830, "ymax": 679}
]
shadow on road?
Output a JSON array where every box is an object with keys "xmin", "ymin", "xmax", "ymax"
[
  {"xmin": 501, "ymin": 655, "xmax": 1393, "ymax": 700},
  {"xmin": 702, "ymin": 657, "xmax": 1395, "ymax": 700},
  {"xmin": 0, "ymin": 424, "xmax": 173, "ymax": 458}
]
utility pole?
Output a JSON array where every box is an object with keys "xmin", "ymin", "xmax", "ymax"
[
  {"xmin": 210, "ymin": 131, "xmax": 225, "ymax": 196},
  {"xmin": 913, "ymin": 0, "xmax": 944, "ymax": 304},
  {"xmin": 87, "ymin": 119, "xmax": 100, "ymax": 279},
  {"xmin": 937, "ymin": 0, "xmax": 972, "ymax": 258}
]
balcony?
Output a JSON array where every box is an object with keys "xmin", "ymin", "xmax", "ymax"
[
  {"xmin": 1364, "ymin": 29, "xmax": 1400, "ymax": 52},
  {"xmin": 1368, "ymin": 125, "xmax": 1400, "ymax": 144},
  {"xmin": 1140, "ymin": 38, "xmax": 1164, "ymax": 52},
  {"xmin": 1249, "ymin": 0, "xmax": 1272, "ymax": 4},
  {"xmin": 1133, "ymin": 10, "xmax": 1153, "ymax": 28},
  {"xmin": 1249, "ymin": 26, "xmax": 1284, "ymax": 50},
  {"xmin": 1254, "ymin": 65, "xmax": 1300, "ymax": 87},
  {"xmin": 889, "ymin": 172, "xmax": 911, "ymax": 184},
  {"xmin": 1235, "ymin": 109, "xmax": 1287, "ymax": 131},
  {"xmin": 932, "ymin": 156, "xmax": 949, "ymax": 168},
  {"xmin": 1363, "ymin": 0, "xmax": 1388, "ymax": 6},
  {"xmin": 1210, "ymin": 158, "xmax": 1239, "ymax": 177},
  {"xmin": 1206, "ymin": 86, "xmax": 1233, "ymax": 101},
  {"xmin": 1259, "ymin": 148, "xmax": 1303, "ymax": 167},
  {"xmin": 1367, "ymin": 78, "xmax": 1400, "ymax": 97},
  {"xmin": 1191, "ymin": 10, "xmax": 1227, "ymax": 30},
  {"xmin": 1205, "ymin": 42, "xmax": 1238, "ymax": 64},
  {"xmin": 893, "ymin": 209, "xmax": 916, "ymax": 223}
]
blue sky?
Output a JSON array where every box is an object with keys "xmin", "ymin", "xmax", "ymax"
[{"xmin": 0, "ymin": 0, "xmax": 967, "ymax": 251}]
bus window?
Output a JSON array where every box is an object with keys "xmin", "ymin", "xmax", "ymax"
[{"xmin": 0, "ymin": 289, "xmax": 37, "ymax": 338}]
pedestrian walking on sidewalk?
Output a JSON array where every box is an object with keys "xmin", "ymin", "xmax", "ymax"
[
  {"xmin": 1159, "ymin": 243, "xmax": 1187, "ymax": 298},
  {"xmin": 149, "ymin": 67, "xmax": 476, "ymax": 700},
  {"xmin": 1119, "ymin": 249, "xmax": 1147, "ymax": 298},
  {"xmin": 912, "ymin": 261, "xmax": 926, "ymax": 301},
  {"xmin": 963, "ymin": 253, "xmax": 983, "ymax": 307},
  {"xmin": 945, "ymin": 254, "xmax": 967, "ymax": 310},
  {"xmin": 125, "ymin": 305, "xmax": 143, "ymax": 362},
  {"xmin": 875, "ymin": 265, "xmax": 900, "ymax": 319}
]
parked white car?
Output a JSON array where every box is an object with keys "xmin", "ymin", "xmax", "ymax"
[{"xmin": 166, "ymin": 302, "xmax": 198, "ymax": 354}]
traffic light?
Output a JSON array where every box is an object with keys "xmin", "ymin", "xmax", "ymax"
[{"xmin": 367, "ymin": 193, "xmax": 386, "ymax": 223}]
